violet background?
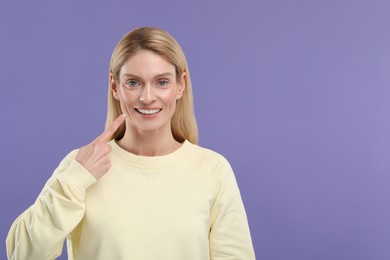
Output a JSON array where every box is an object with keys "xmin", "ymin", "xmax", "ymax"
[{"xmin": 1, "ymin": 0, "xmax": 390, "ymax": 259}]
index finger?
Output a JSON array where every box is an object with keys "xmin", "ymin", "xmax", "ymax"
[{"xmin": 94, "ymin": 114, "xmax": 127, "ymax": 143}]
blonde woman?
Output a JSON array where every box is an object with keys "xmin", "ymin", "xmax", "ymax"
[{"xmin": 7, "ymin": 27, "xmax": 255, "ymax": 260}]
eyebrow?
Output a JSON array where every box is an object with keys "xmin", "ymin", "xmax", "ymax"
[{"xmin": 122, "ymin": 72, "xmax": 175, "ymax": 80}]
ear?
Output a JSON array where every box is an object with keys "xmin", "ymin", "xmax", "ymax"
[
  {"xmin": 110, "ymin": 72, "xmax": 119, "ymax": 100},
  {"xmin": 176, "ymin": 72, "xmax": 186, "ymax": 100}
]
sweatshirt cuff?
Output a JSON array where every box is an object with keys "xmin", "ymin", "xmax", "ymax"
[{"xmin": 59, "ymin": 160, "xmax": 97, "ymax": 191}]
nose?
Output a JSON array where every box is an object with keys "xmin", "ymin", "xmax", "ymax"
[{"xmin": 139, "ymin": 84, "xmax": 156, "ymax": 103}]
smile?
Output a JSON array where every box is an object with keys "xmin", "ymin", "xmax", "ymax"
[{"xmin": 135, "ymin": 108, "xmax": 162, "ymax": 115}]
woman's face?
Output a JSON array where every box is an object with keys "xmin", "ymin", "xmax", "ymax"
[{"xmin": 112, "ymin": 50, "xmax": 185, "ymax": 134}]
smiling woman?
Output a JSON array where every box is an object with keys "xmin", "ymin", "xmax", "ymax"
[
  {"xmin": 107, "ymin": 27, "xmax": 198, "ymax": 146},
  {"xmin": 112, "ymin": 50, "xmax": 186, "ymax": 153},
  {"xmin": 6, "ymin": 27, "xmax": 255, "ymax": 260}
]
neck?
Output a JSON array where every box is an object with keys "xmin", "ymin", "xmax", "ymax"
[{"xmin": 117, "ymin": 127, "xmax": 181, "ymax": 156}]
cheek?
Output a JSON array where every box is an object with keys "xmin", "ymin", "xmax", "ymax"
[
  {"xmin": 115, "ymin": 94, "xmax": 136, "ymax": 115},
  {"xmin": 163, "ymin": 90, "xmax": 180, "ymax": 106},
  {"xmin": 118, "ymin": 91, "xmax": 136, "ymax": 106}
]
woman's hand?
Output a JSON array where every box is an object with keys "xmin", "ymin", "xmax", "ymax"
[{"xmin": 75, "ymin": 114, "xmax": 126, "ymax": 179}]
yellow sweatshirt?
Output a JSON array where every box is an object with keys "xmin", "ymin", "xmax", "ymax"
[{"xmin": 7, "ymin": 140, "xmax": 255, "ymax": 260}]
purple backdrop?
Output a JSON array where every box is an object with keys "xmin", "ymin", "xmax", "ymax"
[{"xmin": 1, "ymin": 1, "xmax": 390, "ymax": 259}]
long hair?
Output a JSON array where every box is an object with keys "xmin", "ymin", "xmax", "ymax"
[{"xmin": 106, "ymin": 27, "xmax": 198, "ymax": 144}]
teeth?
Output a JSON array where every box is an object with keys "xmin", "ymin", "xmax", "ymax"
[{"xmin": 137, "ymin": 109, "xmax": 161, "ymax": 115}]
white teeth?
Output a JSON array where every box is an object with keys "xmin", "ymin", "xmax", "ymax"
[{"xmin": 137, "ymin": 109, "xmax": 161, "ymax": 115}]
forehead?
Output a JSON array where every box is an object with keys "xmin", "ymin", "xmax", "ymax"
[{"xmin": 120, "ymin": 50, "xmax": 175, "ymax": 79}]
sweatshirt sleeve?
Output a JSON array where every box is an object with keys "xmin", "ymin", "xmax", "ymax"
[
  {"xmin": 6, "ymin": 150, "xmax": 97, "ymax": 260},
  {"xmin": 209, "ymin": 159, "xmax": 256, "ymax": 260}
]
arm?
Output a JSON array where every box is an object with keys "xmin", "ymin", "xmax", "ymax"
[
  {"xmin": 6, "ymin": 114, "xmax": 126, "ymax": 260},
  {"xmin": 6, "ymin": 153, "xmax": 97, "ymax": 260},
  {"xmin": 209, "ymin": 160, "xmax": 256, "ymax": 260}
]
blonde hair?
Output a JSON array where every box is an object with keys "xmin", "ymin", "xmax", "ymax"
[{"xmin": 106, "ymin": 27, "xmax": 198, "ymax": 144}]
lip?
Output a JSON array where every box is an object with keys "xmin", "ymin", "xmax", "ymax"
[{"xmin": 134, "ymin": 108, "xmax": 162, "ymax": 118}]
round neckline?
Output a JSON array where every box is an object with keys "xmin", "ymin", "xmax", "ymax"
[{"xmin": 109, "ymin": 139, "xmax": 193, "ymax": 168}]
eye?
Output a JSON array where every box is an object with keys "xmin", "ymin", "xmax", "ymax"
[
  {"xmin": 124, "ymin": 80, "xmax": 141, "ymax": 88},
  {"xmin": 157, "ymin": 80, "xmax": 169, "ymax": 87}
]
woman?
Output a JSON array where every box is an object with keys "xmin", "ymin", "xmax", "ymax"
[{"xmin": 7, "ymin": 27, "xmax": 255, "ymax": 260}]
